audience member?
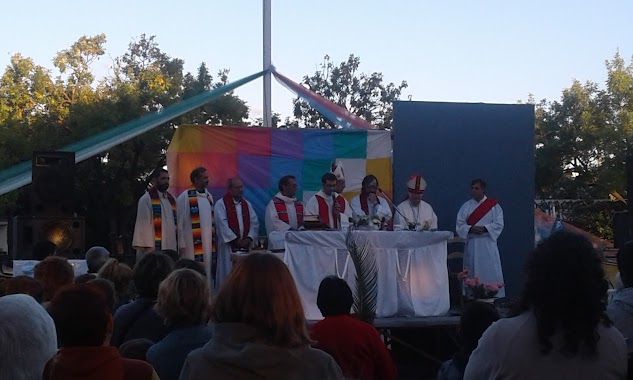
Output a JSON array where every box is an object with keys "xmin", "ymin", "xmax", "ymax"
[
  {"xmin": 89, "ymin": 278, "xmax": 117, "ymax": 313},
  {"xmin": 119, "ymin": 338, "xmax": 154, "ymax": 361},
  {"xmin": 310, "ymin": 275, "xmax": 397, "ymax": 380},
  {"xmin": 161, "ymin": 249, "xmax": 180, "ymax": 263},
  {"xmin": 436, "ymin": 302, "xmax": 500, "ymax": 380},
  {"xmin": 111, "ymin": 252, "xmax": 173, "ymax": 347},
  {"xmin": 464, "ymin": 230, "xmax": 627, "ymax": 379},
  {"xmin": 0, "ymin": 294, "xmax": 57, "ymax": 380},
  {"xmin": 608, "ymin": 240, "xmax": 633, "ymax": 352},
  {"xmin": 174, "ymin": 258, "xmax": 206, "ymax": 277},
  {"xmin": 147, "ymin": 269, "xmax": 213, "ymax": 380},
  {"xmin": 34, "ymin": 256, "xmax": 74, "ymax": 303},
  {"xmin": 98, "ymin": 258, "xmax": 135, "ymax": 309},
  {"xmin": 85, "ymin": 246, "xmax": 110, "ymax": 273},
  {"xmin": 75, "ymin": 273, "xmax": 97, "ymax": 284},
  {"xmin": 179, "ymin": 253, "xmax": 343, "ymax": 380},
  {"xmin": 0, "ymin": 275, "xmax": 44, "ymax": 302},
  {"xmin": 33, "ymin": 240, "xmax": 56, "ymax": 261},
  {"xmin": 44, "ymin": 284, "xmax": 158, "ymax": 379}
]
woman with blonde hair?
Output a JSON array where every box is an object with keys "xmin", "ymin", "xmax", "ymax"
[
  {"xmin": 97, "ymin": 258, "xmax": 134, "ymax": 309},
  {"xmin": 179, "ymin": 253, "xmax": 343, "ymax": 380},
  {"xmin": 147, "ymin": 269, "xmax": 213, "ymax": 380}
]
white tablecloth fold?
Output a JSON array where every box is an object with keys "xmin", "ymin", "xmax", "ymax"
[{"xmin": 282, "ymin": 230, "xmax": 453, "ymax": 319}]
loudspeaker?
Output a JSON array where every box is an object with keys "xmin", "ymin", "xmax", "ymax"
[
  {"xmin": 12, "ymin": 216, "xmax": 85, "ymax": 259},
  {"xmin": 31, "ymin": 151, "xmax": 75, "ymax": 216},
  {"xmin": 613, "ymin": 211, "xmax": 630, "ymax": 249}
]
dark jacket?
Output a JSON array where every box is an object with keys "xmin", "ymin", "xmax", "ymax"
[
  {"xmin": 147, "ymin": 324, "xmax": 213, "ymax": 380},
  {"xmin": 111, "ymin": 297, "xmax": 171, "ymax": 347}
]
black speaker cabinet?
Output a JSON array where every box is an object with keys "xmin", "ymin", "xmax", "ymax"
[
  {"xmin": 12, "ymin": 216, "xmax": 85, "ymax": 259},
  {"xmin": 31, "ymin": 151, "xmax": 75, "ymax": 216}
]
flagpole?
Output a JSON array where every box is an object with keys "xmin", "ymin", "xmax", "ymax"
[{"xmin": 263, "ymin": 0, "xmax": 272, "ymax": 128}]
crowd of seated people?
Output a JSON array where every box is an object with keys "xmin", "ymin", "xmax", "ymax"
[{"xmin": 3, "ymin": 230, "xmax": 633, "ymax": 379}]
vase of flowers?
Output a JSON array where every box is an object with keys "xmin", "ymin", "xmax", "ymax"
[
  {"xmin": 457, "ymin": 268, "xmax": 504, "ymax": 301},
  {"xmin": 351, "ymin": 215, "xmax": 386, "ymax": 230}
]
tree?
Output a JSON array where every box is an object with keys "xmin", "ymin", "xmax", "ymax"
[
  {"xmin": 291, "ymin": 54, "xmax": 408, "ymax": 129},
  {"xmin": 0, "ymin": 34, "xmax": 252, "ymax": 251},
  {"xmin": 533, "ymin": 52, "xmax": 633, "ymax": 239},
  {"xmin": 180, "ymin": 64, "xmax": 249, "ymax": 126}
]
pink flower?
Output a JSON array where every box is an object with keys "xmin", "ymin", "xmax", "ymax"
[
  {"xmin": 486, "ymin": 284, "xmax": 499, "ymax": 291},
  {"xmin": 497, "ymin": 282, "xmax": 505, "ymax": 288}
]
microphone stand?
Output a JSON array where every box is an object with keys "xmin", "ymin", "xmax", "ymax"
[{"xmin": 377, "ymin": 189, "xmax": 416, "ymax": 230}]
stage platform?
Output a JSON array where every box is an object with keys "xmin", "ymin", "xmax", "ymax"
[{"xmin": 373, "ymin": 315, "xmax": 460, "ymax": 329}]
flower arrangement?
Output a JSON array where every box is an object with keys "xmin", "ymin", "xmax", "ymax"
[
  {"xmin": 350, "ymin": 215, "xmax": 385, "ymax": 230},
  {"xmin": 457, "ymin": 268, "xmax": 504, "ymax": 299}
]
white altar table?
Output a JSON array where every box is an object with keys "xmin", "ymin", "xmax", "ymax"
[{"xmin": 278, "ymin": 230, "xmax": 453, "ymax": 320}]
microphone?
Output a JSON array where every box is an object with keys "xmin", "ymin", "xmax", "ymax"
[
  {"xmin": 376, "ymin": 189, "xmax": 414, "ymax": 227},
  {"xmin": 332, "ymin": 194, "xmax": 340, "ymax": 229}
]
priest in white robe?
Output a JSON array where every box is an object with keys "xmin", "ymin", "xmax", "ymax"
[
  {"xmin": 305, "ymin": 172, "xmax": 352, "ymax": 230},
  {"xmin": 214, "ymin": 177, "xmax": 259, "ymax": 289},
  {"xmin": 456, "ymin": 178, "xmax": 505, "ymax": 298},
  {"xmin": 265, "ymin": 175, "xmax": 304, "ymax": 236},
  {"xmin": 177, "ymin": 167, "xmax": 215, "ymax": 288},
  {"xmin": 132, "ymin": 168, "xmax": 178, "ymax": 261},
  {"xmin": 394, "ymin": 174, "xmax": 438, "ymax": 230},
  {"xmin": 350, "ymin": 174, "xmax": 393, "ymax": 220}
]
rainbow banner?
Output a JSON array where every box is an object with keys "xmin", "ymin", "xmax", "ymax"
[{"xmin": 166, "ymin": 125, "xmax": 393, "ymax": 232}]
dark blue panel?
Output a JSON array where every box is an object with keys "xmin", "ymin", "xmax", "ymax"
[{"xmin": 393, "ymin": 101, "xmax": 535, "ymax": 298}]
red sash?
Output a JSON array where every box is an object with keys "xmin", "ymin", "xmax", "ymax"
[
  {"xmin": 316, "ymin": 194, "xmax": 346, "ymax": 228},
  {"xmin": 360, "ymin": 193, "xmax": 382, "ymax": 215},
  {"xmin": 223, "ymin": 193, "xmax": 250, "ymax": 241},
  {"xmin": 467, "ymin": 198, "xmax": 498, "ymax": 225},
  {"xmin": 273, "ymin": 197, "xmax": 304, "ymax": 225}
]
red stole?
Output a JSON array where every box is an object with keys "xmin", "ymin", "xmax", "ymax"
[
  {"xmin": 274, "ymin": 197, "xmax": 304, "ymax": 225},
  {"xmin": 467, "ymin": 197, "xmax": 498, "ymax": 225},
  {"xmin": 223, "ymin": 193, "xmax": 250, "ymax": 240},
  {"xmin": 359, "ymin": 193, "xmax": 380, "ymax": 215},
  {"xmin": 316, "ymin": 194, "xmax": 346, "ymax": 228}
]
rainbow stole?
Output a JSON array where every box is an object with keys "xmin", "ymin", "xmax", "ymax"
[
  {"xmin": 149, "ymin": 187, "xmax": 177, "ymax": 250},
  {"xmin": 188, "ymin": 188, "xmax": 216, "ymax": 262}
]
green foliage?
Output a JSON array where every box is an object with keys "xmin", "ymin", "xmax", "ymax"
[
  {"xmin": 346, "ymin": 227, "xmax": 378, "ymax": 323},
  {"xmin": 291, "ymin": 54, "xmax": 408, "ymax": 129},
  {"xmin": 534, "ymin": 52, "xmax": 633, "ymax": 240},
  {"xmin": 0, "ymin": 34, "xmax": 250, "ymax": 248}
]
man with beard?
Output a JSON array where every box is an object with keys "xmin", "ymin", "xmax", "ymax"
[
  {"xmin": 133, "ymin": 168, "xmax": 178, "ymax": 261},
  {"xmin": 350, "ymin": 174, "xmax": 392, "ymax": 221},
  {"xmin": 214, "ymin": 177, "xmax": 259, "ymax": 288},
  {"xmin": 305, "ymin": 173, "xmax": 352, "ymax": 230},
  {"xmin": 177, "ymin": 167, "xmax": 215, "ymax": 285}
]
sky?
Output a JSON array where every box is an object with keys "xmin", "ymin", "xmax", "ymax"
[{"xmin": 1, "ymin": 0, "xmax": 632, "ymax": 123}]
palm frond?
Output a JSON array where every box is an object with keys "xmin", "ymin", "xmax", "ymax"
[{"xmin": 346, "ymin": 227, "xmax": 378, "ymax": 323}]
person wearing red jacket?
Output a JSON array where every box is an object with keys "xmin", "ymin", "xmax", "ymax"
[{"xmin": 310, "ymin": 276, "xmax": 397, "ymax": 380}]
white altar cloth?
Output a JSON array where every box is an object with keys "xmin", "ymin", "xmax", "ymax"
[{"xmin": 281, "ymin": 230, "xmax": 453, "ymax": 320}]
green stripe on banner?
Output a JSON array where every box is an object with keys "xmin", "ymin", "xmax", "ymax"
[
  {"xmin": 302, "ymin": 159, "xmax": 333, "ymax": 191},
  {"xmin": 335, "ymin": 130, "xmax": 367, "ymax": 158}
]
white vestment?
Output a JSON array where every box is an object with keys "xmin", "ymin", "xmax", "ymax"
[
  {"xmin": 456, "ymin": 195, "xmax": 505, "ymax": 298},
  {"xmin": 265, "ymin": 192, "xmax": 301, "ymax": 236},
  {"xmin": 177, "ymin": 189, "xmax": 214, "ymax": 288},
  {"xmin": 214, "ymin": 197, "xmax": 259, "ymax": 289},
  {"xmin": 305, "ymin": 190, "xmax": 352, "ymax": 229},
  {"xmin": 132, "ymin": 191, "xmax": 178, "ymax": 258},
  {"xmin": 350, "ymin": 194, "xmax": 393, "ymax": 220},
  {"xmin": 394, "ymin": 200, "xmax": 438, "ymax": 230}
]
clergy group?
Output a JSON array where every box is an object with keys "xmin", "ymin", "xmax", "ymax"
[{"xmin": 132, "ymin": 162, "xmax": 505, "ymax": 293}]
